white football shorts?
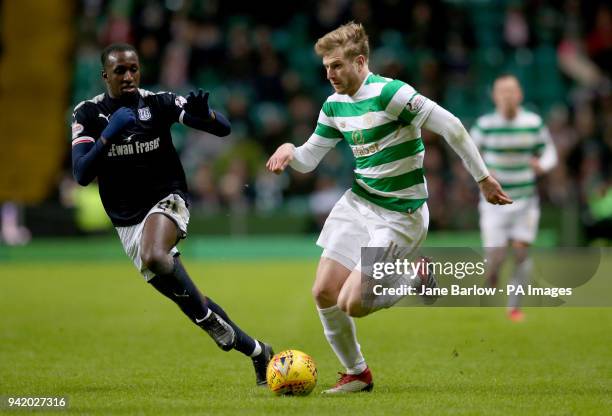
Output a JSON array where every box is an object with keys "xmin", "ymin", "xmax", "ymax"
[
  {"xmin": 479, "ymin": 196, "xmax": 540, "ymax": 247},
  {"xmin": 115, "ymin": 193, "xmax": 190, "ymax": 281},
  {"xmin": 317, "ymin": 189, "xmax": 429, "ymax": 271}
]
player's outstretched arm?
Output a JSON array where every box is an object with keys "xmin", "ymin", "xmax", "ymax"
[
  {"xmin": 266, "ymin": 106, "xmax": 340, "ymax": 174},
  {"xmin": 266, "ymin": 140, "xmax": 333, "ymax": 174},
  {"xmin": 72, "ymin": 107, "xmax": 136, "ymax": 186},
  {"xmin": 181, "ymin": 89, "xmax": 231, "ymax": 137},
  {"xmin": 422, "ymin": 104, "xmax": 512, "ymax": 205}
]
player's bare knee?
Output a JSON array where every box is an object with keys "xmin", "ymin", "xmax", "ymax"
[
  {"xmin": 311, "ymin": 282, "xmax": 339, "ymax": 307},
  {"xmin": 512, "ymin": 242, "xmax": 530, "ymax": 263},
  {"xmin": 141, "ymin": 248, "xmax": 172, "ymax": 275}
]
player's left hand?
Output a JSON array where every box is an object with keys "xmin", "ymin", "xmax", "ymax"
[
  {"xmin": 266, "ymin": 143, "xmax": 295, "ymax": 174},
  {"xmin": 185, "ymin": 88, "xmax": 213, "ymax": 120},
  {"xmin": 478, "ymin": 175, "xmax": 513, "ymax": 205}
]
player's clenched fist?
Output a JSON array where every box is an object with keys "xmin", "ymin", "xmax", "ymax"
[
  {"xmin": 266, "ymin": 143, "xmax": 295, "ymax": 174},
  {"xmin": 101, "ymin": 107, "xmax": 136, "ymax": 143},
  {"xmin": 478, "ymin": 175, "xmax": 513, "ymax": 205}
]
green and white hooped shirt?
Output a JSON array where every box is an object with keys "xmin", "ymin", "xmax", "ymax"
[
  {"xmin": 470, "ymin": 109, "xmax": 553, "ymax": 200},
  {"xmin": 308, "ymin": 73, "xmax": 436, "ymax": 213}
]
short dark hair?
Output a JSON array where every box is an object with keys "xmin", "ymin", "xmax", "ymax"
[{"xmin": 101, "ymin": 43, "xmax": 138, "ymax": 67}]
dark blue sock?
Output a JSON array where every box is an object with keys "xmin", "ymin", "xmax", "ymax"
[
  {"xmin": 149, "ymin": 257, "xmax": 210, "ymax": 323},
  {"xmin": 149, "ymin": 257, "xmax": 257, "ymax": 356},
  {"xmin": 205, "ymin": 297, "xmax": 257, "ymax": 356}
]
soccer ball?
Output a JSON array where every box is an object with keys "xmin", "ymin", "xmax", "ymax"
[{"xmin": 266, "ymin": 349, "xmax": 317, "ymax": 396}]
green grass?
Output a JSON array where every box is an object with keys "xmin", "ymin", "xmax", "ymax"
[{"xmin": 1, "ymin": 259, "xmax": 611, "ymax": 415}]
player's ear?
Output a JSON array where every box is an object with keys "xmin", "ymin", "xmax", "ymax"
[
  {"xmin": 101, "ymin": 70, "xmax": 108, "ymax": 80},
  {"xmin": 356, "ymin": 55, "xmax": 365, "ymax": 69}
]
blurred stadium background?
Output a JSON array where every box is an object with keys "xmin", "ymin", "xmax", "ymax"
[
  {"xmin": 1, "ymin": 2, "xmax": 611, "ymax": 413},
  {"xmin": 0, "ymin": 0, "xmax": 610, "ymax": 248}
]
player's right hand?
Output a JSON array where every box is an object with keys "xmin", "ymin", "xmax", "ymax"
[
  {"xmin": 478, "ymin": 175, "xmax": 513, "ymax": 205},
  {"xmin": 101, "ymin": 107, "xmax": 136, "ymax": 142},
  {"xmin": 266, "ymin": 143, "xmax": 295, "ymax": 174}
]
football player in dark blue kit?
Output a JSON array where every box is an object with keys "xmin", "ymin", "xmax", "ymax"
[{"xmin": 71, "ymin": 43, "xmax": 273, "ymax": 386}]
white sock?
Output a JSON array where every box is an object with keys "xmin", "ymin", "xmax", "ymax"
[
  {"xmin": 509, "ymin": 258, "xmax": 532, "ymax": 308},
  {"xmin": 249, "ymin": 340, "xmax": 262, "ymax": 357},
  {"xmin": 318, "ymin": 305, "xmax": 367, "ymax": 375}
]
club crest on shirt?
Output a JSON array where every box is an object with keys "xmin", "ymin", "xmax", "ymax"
[
  {"xmin": 138, "ymin": 107, "xmax": 152, "ymax": 121},
  {"xmin": 175, "ymin": 96, "xmax": 187, "ymax": 108},
  {"xmin": 352, "ymin": 129, "xmax": 365, "ymax": 145}
]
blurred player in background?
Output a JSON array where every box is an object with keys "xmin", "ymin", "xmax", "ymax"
[
  {"xmin": 471, "ymin": 74, "xmax": 558, "ymax": 322},
  {"xmin": 70, "ymin": 43, "xmax": 272, "ymax": 386},
  {"xmin": 0, "ymin": 202, "xmax": 31, "ymax": 245},
  {"xmin": 267, "ymin": 22, "xmax": 511, "ymax": 393}
]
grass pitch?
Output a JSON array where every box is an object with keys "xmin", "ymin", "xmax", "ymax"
[{"xmin": 1, "ymin": 255, "xmax": 611, "ymax": 415}]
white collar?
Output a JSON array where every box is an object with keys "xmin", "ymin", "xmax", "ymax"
[{"xmin": 347, "ymin": 72, "xmax": 373, "ymax": 101}]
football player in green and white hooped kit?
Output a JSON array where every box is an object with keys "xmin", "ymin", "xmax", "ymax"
[
  {"xmin": 470, "ymin": 74, "xmax": 557, "ymax": 322},
  {"xmin": 267, "ymin": 22, "xmax": 512, "ymax": 394}
]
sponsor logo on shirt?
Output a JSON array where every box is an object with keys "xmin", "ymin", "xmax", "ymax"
[
  {"xmin": 107, "ymin": 137, "xmax": 161, "ymax": 157},
  {"xmin": 352, "ymin": 142, "xmax": 380, "ymax": 157}
]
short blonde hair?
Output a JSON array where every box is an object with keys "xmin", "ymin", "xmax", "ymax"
[{"xmin": 314, "ymin": 22, "xmax": 369, "ymax": 60}]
